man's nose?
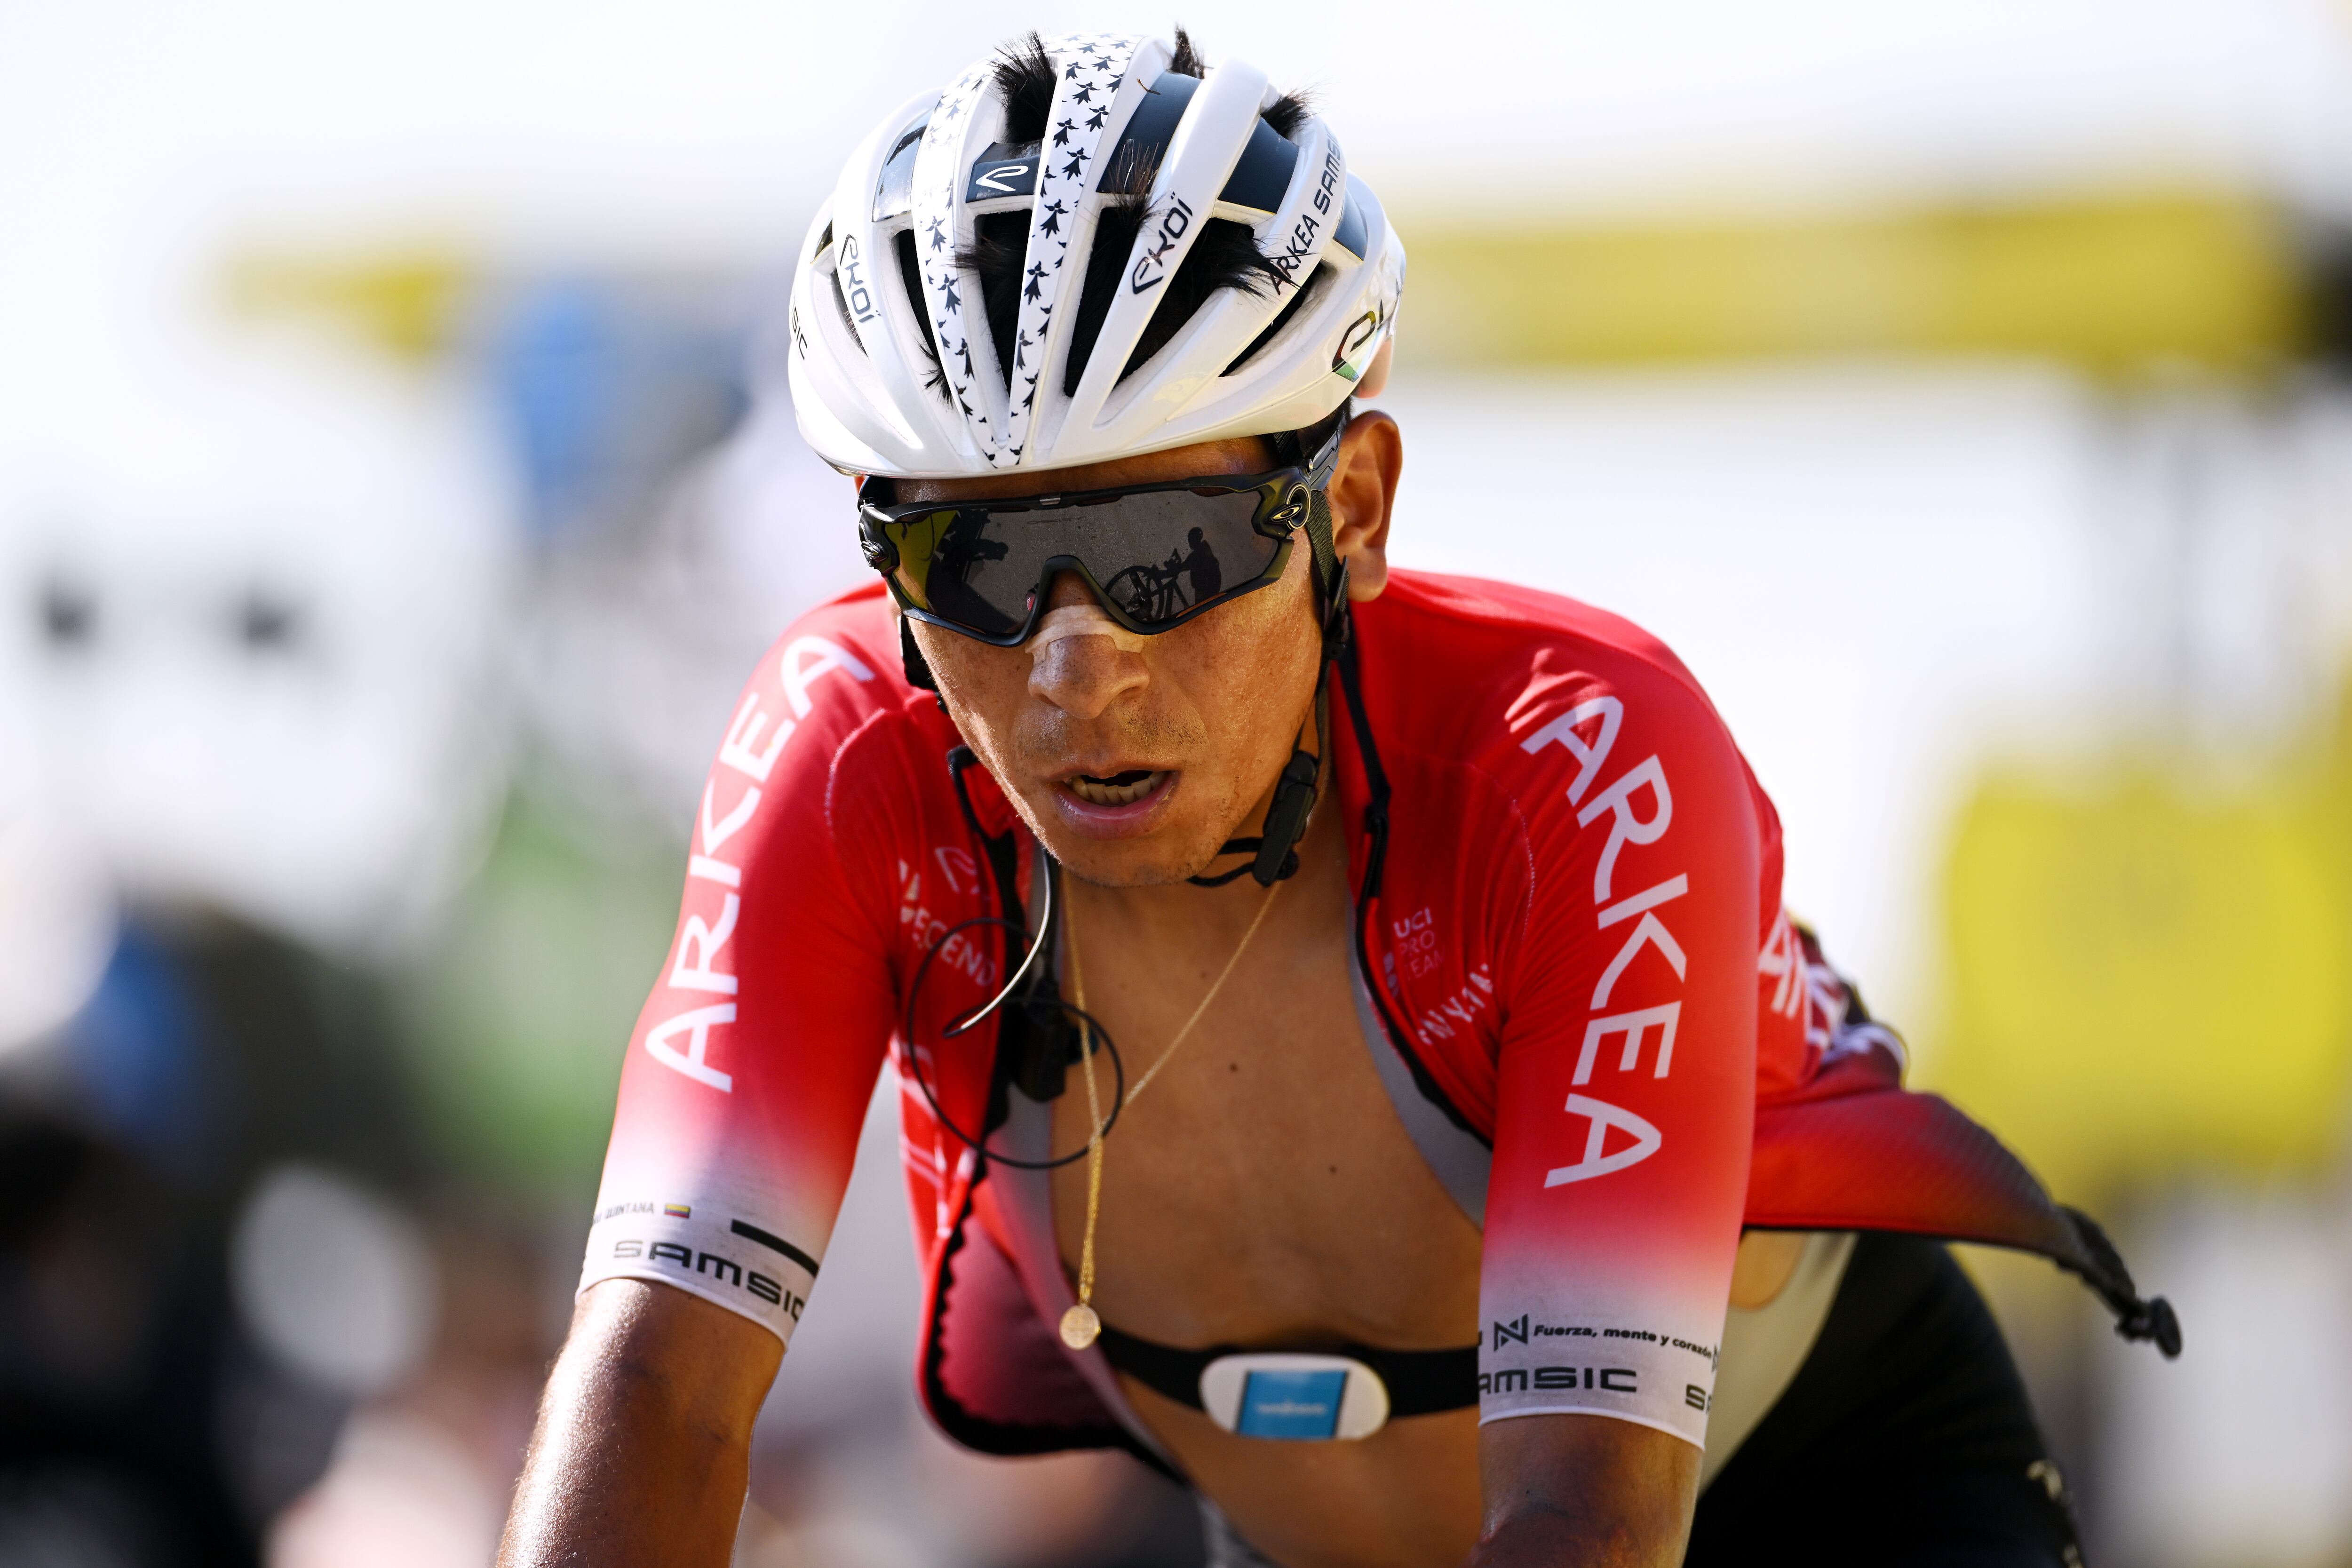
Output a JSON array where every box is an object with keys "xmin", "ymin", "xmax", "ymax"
[{"xmin": 1027, "ymin": 573, "xmax": 1148, "ymax": 720}]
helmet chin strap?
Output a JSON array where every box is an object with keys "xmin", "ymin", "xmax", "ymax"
[
  {"xmin": 1184, "ymin": 706, "xmax": 1323, "ymax": 889},
  {"xmin": 1190, "ymin": 445, "xmax": 1353, "ymax": 890}
]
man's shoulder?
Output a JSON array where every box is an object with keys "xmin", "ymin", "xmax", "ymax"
[
  {"xmin": 707, "ymin": 586, "xmax": 984, "ymax": 929},
  {"xmin": 747, "ymin": 583, "xmax": 925, "ymax": 734},
  {"xmin": 760, "ymin": 581, "xmax": 904, "ymax": 695},
  {"xmin": 1355, "ymin": 569, "xmax": 1773, "ymax": 931},
  {"xmin": 1359, "ymin": 569, "xmax": 1737, "ymax": 771},
  {"xmin": 724, "ymin": 583, "xmax": 956, "ymax": 798}
]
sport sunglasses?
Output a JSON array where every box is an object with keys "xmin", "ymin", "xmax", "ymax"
[{"xmin": 857, "ymin": 467, "xmax": 1317, "ymax": 645}]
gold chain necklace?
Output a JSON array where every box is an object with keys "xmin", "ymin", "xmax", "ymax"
[{"xmin": 1057, "ymin": 873, "xmax": 1283, "ymax": 1350}]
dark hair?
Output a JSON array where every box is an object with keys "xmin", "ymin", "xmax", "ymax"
[
  {"xmin": 993, "ymin": 32, "xmax": 1059, "ymax": 143},
  {"xmin": 951, "ymin": 29, "xmax": 1320, "ymax": 401}
]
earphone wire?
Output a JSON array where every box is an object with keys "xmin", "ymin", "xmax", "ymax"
[{"xmin": 941, "ymin": 853, "xmax": 1052, "ymax": 1039}]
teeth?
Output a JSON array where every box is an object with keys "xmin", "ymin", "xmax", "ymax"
[{"xmin": 1067, "ymin": 771, "xmax": 1163, "ymax": 806}]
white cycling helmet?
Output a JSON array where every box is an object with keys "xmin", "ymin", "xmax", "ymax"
[{"xmin": 787, "ymin": 31, "xmax": 1405, "ymax": 479}]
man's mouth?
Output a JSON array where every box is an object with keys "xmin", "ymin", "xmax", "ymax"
[{"xmin": 1064, "ymin": 769, "xmax": 1166, "ymax": 806}]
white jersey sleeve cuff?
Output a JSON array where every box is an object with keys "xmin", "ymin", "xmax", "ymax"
[{"xmin": 577, "ymin": 1202, "xmax": 818, "ymax": 1346}]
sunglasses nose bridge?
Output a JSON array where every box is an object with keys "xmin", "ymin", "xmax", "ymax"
[{"xmin": 1031, "ymin": 554, "xmax": 1118, "ymax": 619}]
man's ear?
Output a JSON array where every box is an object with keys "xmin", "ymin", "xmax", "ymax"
[{"xmin": 1329, "ymin": 409, "xmax": 1402, "ymax": 602}]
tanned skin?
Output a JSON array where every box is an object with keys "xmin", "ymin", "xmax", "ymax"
[
  {"xmin": 501, "ymin": 1278, "xmax": 778, "ymax": 1568},
  {"xmin": 501, "ymin": 409, "xmax": 1796, "ymax": 1568}
]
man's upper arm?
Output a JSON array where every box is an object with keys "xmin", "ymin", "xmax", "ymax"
[
  {"xmin": 1479, "ymin": 659, "xmax": 1761, "ymax": 1449},
  {"xmin": 578, "ymin": 628, "xmax": 901, "ymax": 1352}
]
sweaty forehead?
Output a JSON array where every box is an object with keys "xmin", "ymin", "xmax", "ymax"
[{"xmin": 897, "ymin": 435, "xmax": 1278, "ymax": 504}]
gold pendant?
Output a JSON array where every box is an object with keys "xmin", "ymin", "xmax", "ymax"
[{"xmin": 1060, "ymin": 1303, "xmax": 1102, "ymax": 1349}]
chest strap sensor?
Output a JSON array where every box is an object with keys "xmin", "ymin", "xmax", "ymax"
[{"xmin": 1096, "ymin": 1321, "xmax": 1474, "ymax": 1440}]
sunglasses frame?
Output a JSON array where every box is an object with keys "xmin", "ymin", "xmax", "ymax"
[{"xmin": 858, "ymin": 466, "xmax": 1319, "ymax": 647}]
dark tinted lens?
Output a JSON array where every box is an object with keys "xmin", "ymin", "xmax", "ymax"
[
  {"xmin": 888, "ymin": 485, "xmax": 1287, "ymax": 637},
  {"xmin": 1043, "ymin": 488, "xmax": 1279, "ymax": 628},
  {"xmin": 885, "ymin": 507, "xmax": 1029, "ymax": 638}
]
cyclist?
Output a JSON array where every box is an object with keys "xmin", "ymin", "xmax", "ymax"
[{"xmin": 500, "ymin": 31, "xmax": 2175, "ymax": 1568}]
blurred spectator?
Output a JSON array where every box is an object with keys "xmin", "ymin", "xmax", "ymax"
[{"xmin": 0, "ymin": 911, "xmax": 430, "ymax": 1567}]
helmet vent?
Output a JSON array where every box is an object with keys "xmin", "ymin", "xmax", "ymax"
[
  {"xmin": 893, "ymin": 230, "xmax": 948, "ymax": 395},
  {"xmin": 1224, "ymin": 262, "xmax": 1331, "ymax": 375},
  {"xmin": 873, "ymin": 118, "xmax": 929, "ymax": 223},
  {"xmin": 1061, "ymin": 191, "xmax": 1149, "ymax": 397},
  {"xmin": 956, "ymin": 213, "xmax": 1031, "ymax": 395}
]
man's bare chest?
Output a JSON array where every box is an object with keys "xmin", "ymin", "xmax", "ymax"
[{"xmin": 1046, "ymin": 881, "xmax": 1481, "ymax": 1353}]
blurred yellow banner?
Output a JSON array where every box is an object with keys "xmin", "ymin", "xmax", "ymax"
[
  {"xmin": 229, "ymin": 187, "xmax": 2317, "ymax": 375},
  {"xmin": 1400, "ymin": 190, "xmax": 2305, "ymax": 373},
  {"xmin": 1932, "ymin": 762, "xmax": 2352, "ymax": 1196},
  {"xmin": 223, "ymin": 247, "xmax": 474, "ymax": 360}
]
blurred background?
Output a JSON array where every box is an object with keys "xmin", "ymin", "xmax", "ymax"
[{"xmin": 3, "ymin": 1, "xmax": 2351, "ymax": 1564}]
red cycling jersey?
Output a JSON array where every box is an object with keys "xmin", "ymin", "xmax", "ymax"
[{"xmin": 581, "ymin": 571, "xmax": 2141, "ymax": 1456}]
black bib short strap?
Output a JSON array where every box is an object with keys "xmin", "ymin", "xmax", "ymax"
[{"xmin": 1095, "ymin": 1321, "xmax": 1477, "ymax": 1419}]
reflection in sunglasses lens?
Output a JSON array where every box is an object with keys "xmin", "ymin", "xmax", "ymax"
[{"xmin": 885, "ymin": 477, "xmax": 1295, "ymax": 640}]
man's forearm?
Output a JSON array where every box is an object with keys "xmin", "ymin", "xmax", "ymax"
[
  {"xmin": 1470, "ymin": 1414, "xmax": 1698, "ymax": 1568},
  {"xmin": 499, "ymin": 1280, "xmax": 783, "ymax": 1568}
]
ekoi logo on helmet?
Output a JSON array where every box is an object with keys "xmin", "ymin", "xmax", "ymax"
[{"xmin": 1128, "ymin": 197, "xmax": 1197, "ymax": 294}]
